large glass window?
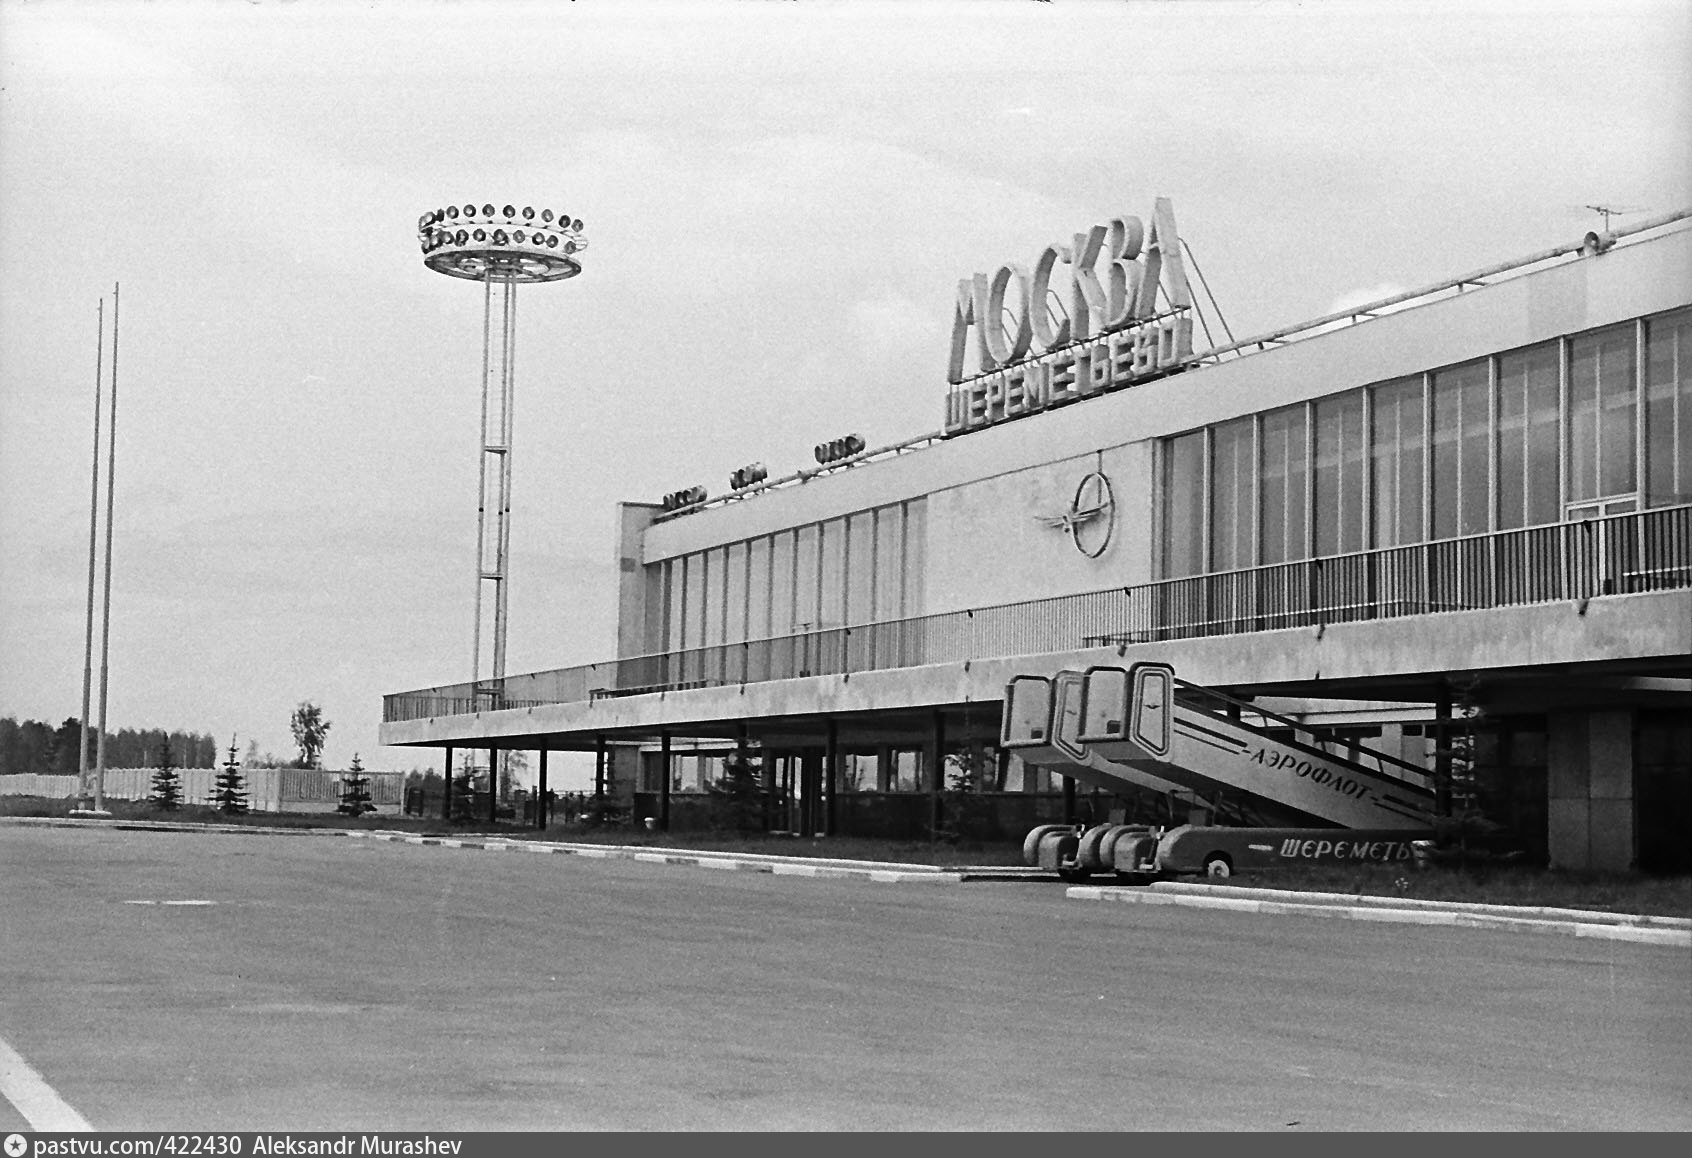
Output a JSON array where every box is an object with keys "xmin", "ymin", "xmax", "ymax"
[
  {"xmin": 1371, "ymin": 376, "xmax": 1424, "ymax": 547},
  {"xmin": 1646, "ymin": 309, "xmax": 1692, "ymax": 507},
  {"xmin": 1162, "ymin": 431, "xmax": 1205, "ymax": 577},
  {"xmin": 1313, "ymin": 392, "xmax": 1366, "ymax": 555},
  {"xmin": 1431, "ymin": 360, "xmax": 1490, "ymax": 538},
  {"xmin": 1497, "ymin": 342, "xmax": 1560, "ymax": 529},
  {"xmin": 1259, "ymin": 405, "xmax": 1308, "ymax": 564},
  {"xmin": 1210, "ymin": 417, "xmax": 1254, "ymax": 571},
  {"xmin": 1569, "ymin": 324, "xmax": 1637, "ymax": 502}
]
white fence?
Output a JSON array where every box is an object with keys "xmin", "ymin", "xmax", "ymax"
[{"xmin": 0, "ymin": 767, "xmax": 407, "ymax": 814}]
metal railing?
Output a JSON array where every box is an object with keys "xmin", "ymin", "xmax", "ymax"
[{"xmin": 384, "ymin": 503, "xmax": 1692, "ymax": 723}]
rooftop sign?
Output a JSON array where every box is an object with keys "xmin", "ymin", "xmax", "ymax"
[{"xmin": 943, "ymin": 197, "xmax": 1195, "ymax": 435}]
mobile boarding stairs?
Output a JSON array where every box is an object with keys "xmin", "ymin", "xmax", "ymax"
[{"xmin": 1000, "ymin": 662, "xmax": 1438, "ymax": 880}]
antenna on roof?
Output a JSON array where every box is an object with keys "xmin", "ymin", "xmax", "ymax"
[{"xmin": 1580, "ymin": 204, "xmax": 1646, "ymax": 232}]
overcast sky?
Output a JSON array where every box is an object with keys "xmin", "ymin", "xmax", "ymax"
[{"xmin": 1, "ymin": 0, "xmax": 1686, "ymax": 781}]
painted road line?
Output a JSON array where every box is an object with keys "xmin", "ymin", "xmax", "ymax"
[
  {"xmin": 1068, "ymin": 887, "xmax": 1692, "ymax": 946},
  {"xmin": 0, "ymin": 1035, "xmax": 91, "ymax": 1131}
]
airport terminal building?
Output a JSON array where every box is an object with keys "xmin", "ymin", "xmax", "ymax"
[{"xmin": 382, "ymin": 206, "xmax": 1692, "ymax": 874}]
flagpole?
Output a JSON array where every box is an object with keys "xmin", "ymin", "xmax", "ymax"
[
  {"xmin": 93, "ymin": 282, "xmax": 119, "ymax": 814},
  {"xmin": 77, "ymin": 300, "xmax": 105, "ymax": 807}
]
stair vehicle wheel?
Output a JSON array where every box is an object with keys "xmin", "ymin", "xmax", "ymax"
[
  {"xmin": 1075, "ymin": 824, "xmax": 1119, "ymax": 871},
  {"xmin": 1203, "ymin": 852, "xmax": 1233, "ymax": 880},
  {"xmin": 1022, "ymin": 824, "xmax": 1069, "ymax": 867}
]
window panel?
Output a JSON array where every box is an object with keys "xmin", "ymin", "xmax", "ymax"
[
  {"xmin": 1497, "ymin": 342, "xmax": 1560, "ymax": 529},
  {"xmin": 1645, "ymin": 309, "xmax": 1691, "ymax": 506},
  {"xmin": 1569, "ymin": 324, "xmax": 1637, "ymax": 502},
  {"xmin": 724, "ymin": 541, "xmax": 748, "ymax": 643},
  {"xmin": 747, "ymin": 537, "xmax": 771, "ymax": 640},
  {"xmin": 1162, "ymin": 431, "xmax": 1205, "ymax": 577},
  {"xmin": 874, "ymin": 505, "xmax": 905, "ymax": 620},
  {"xmin": 769, "ymin": 531, "xmax": 795, "ymax": 636},
  {"xmin": 1259, "ymin": 405, "xmax": 1308, "ymax": 564},
  {"xmin": 1313, "ymin": 392, "xmax": 1366, "ymax": 556},
  {"xmin": 793, "ymin": 524, "xmax": 820, "ymax": 630},
  {"xmin": 846, "ymin": 511, "xmax": 875, "ymax": 626},
  {"xmin": 819, "ymin": 518, "xmax": 846, "ymax": 628},
  {"xmin": 1431, "ymin": 360, "xmax": 1489, "ymax": 539},
  {"xmin": 1371, "ymin": 376, "xmax": 1423, "ymax": 547},
  {"xmin": 903, "ymin": 499, "xmax": 927, "ymax": 619},
  {"xmin": 1210, "ymin": 418, "xmax": 1254, "ymax": 571},
  {"xmin": 681, "ymin": 552, "xmax": 706, "ymax": 650}
]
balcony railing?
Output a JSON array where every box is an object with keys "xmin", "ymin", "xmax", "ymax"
[{"xmin": 384, "ymin": 503, "xmax": 1692, "ymax": 724}]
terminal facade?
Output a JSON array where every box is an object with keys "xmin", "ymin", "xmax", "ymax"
[{"xmin": 383, "ymin": 209, "xmax": 1692, "ymax": 874}]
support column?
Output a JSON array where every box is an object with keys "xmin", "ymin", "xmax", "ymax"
[
  {"xmin": 1434, "ymin": 686, "xmax": 1453, "ymax": 817},
  {"xmin": 1063, "ymin": 775, "xmax": 1077, "ymax": 825},
  {"xmin": 487, "ymin": 743, "xmax": 499, "ymax": 824},
  {"xmin": 595, "ymin": 734, "xmax": 607, "ymax": 798},
  {"xmin": 659, "ymin": 731, "xmax": 671, "ymax": 832},
  {"xmin": 537, "ymin": 748, "xmax": 548, "ymax": 830},
  {"xmin": 443, "ymin": 745, "xmax": 454, "ymax": 821},
  {"xmin": 824, "ymin": 717, "xmax": 839, "ymax": 838},
  {"xmin": 1548, "ymin": 709, "xmax": 1636, "ymax": 872},
  {"xmin": 928, "ymin": 709, "xmax": 946, "ymax": 840}
]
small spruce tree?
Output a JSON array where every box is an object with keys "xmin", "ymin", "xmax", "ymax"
[
  {"xmin": 150, "ymin": 737, "xmax": 182, "ymax": 810},
  {"xmin": 211, "ymin": 737, "xmax": 249, "ymax": 815},
  {"xmin": 338, "ymin": 753, "xmax": 375, "ymax": 815},
  {"xmin": 707, "ymin": 752, "xmax": 766, "ymax": 833}
]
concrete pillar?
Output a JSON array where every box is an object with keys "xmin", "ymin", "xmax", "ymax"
[
  {"xmin": 1548, "ymin": 709, "xmax": 1636, "ymax": 872},
  {"xmin": 443, "ymin": 745, "xmax": 454, "ymax": 821},
  {"xmin": 659, "ymin": 731, "xmax": 671, "ymax": 832}
]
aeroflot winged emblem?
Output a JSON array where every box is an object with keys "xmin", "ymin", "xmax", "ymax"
[{"xmin": 1038, "ymin": 470, "xmax": 1115, "ymax": 558}]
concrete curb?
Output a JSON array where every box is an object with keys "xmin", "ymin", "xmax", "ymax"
[
  {"xmin": 0, "ymin": 816, "xmax": 961, "ymax": 884},
  {"xmin": 1146, "ymin": 879, "xmax": 1692, "ymax": 930},
  {"xmin": 1066, "ymin": 884, "xmax": 1692, "ymax": 946},
  {"xmin": 345, "ymin": 831, "xmax": 963, "ymax": 884}
]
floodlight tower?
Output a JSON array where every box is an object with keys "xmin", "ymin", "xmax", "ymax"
[{"xmin": 416, "ymin": 202, "xmax": 586, "ymax": 712}]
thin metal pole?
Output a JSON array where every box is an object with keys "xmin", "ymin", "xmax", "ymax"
[
  {"xmin": 94, "ymin": 283, "xmax": 119, "ymax": 813},
  {"xmin": 78, "ymin": 300, "xmax": 105, "ymax": 805}
]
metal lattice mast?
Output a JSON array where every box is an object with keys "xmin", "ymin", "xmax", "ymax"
[{"xmin": 416, "ymin": 202, "xmax": 585, "ymax": 712}]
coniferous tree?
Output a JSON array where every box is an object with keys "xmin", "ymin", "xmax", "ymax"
[
  {"xmin": 211, "ymin": 737, "xmax": 249, "ymax": 814},
  {"xmin": 150, "ymin": 737, "xmax": 182, "ymax": 810},
  {"xmin": 338, "ymin": 753, "xmax": 374, "ymax": 815}
]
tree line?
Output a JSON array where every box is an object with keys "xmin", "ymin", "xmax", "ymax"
[{"xmin": 0, "ymin": 717, "xmax": 218, "ymax": 776}]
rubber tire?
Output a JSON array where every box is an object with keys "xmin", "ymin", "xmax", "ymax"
[
  {"xmin": 1023, "ymin": 824, "xmax": 1069, "ymax": 867},
  {"xmin": 1075, "ymin": 824, "xmax": 1119, "ymax": 871},
  {"xmin": 1203, "ymin": 852, "xmax": 1233, "ymax": 880}
]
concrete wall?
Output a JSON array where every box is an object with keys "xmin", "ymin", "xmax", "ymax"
[{"xmin": 1548, "ymin": 710, "xmax": 1636, "ymax": 872}]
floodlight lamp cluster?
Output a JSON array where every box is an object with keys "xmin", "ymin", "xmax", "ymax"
[{"xmin": 417, "ymin": 202, "xmax": 588, "ymax": 282}]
